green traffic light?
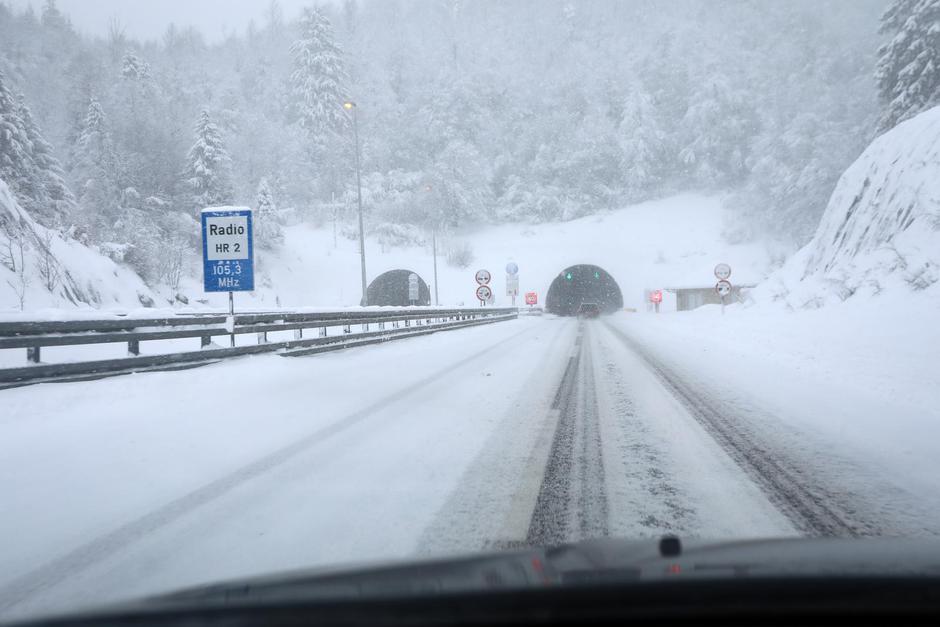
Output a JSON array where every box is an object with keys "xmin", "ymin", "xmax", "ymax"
[
  {"xmin": 594, "ymin": 271, "xmax": 600, "ymax": 279},
  {"xmin": 566, "ymin": 273, "xmax": 572, "ymax": 281}
]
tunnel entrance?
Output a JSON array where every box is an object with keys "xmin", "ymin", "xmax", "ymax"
[
  {"xmin": 546, "ymin": 264, "xmax": 623, "ymax": 316},
  {"xmin": 367, "ymin": 269, "xmax": 431, "ymax": 306}
]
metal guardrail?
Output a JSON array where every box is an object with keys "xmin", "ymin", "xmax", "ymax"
[{"xmin": 0, "ymin": 308, "xmax": 518, "ymax": 388}]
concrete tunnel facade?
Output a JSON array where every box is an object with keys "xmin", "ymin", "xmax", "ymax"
[
  {"xmin": 545, "ymin": 264, "xmax": 624, "ymax": 316},
  {"xmin": 366, "ymin": 269, "xmax": 431, "ymax": 306}
]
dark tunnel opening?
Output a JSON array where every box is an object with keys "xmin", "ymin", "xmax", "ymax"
[
  {"xmin": 545, "ymin": 264, "xmax": 624, "ymax": 316},
  {"xmin": 366, "ymin": 269, "xmax": 431, "ymax": 306}
]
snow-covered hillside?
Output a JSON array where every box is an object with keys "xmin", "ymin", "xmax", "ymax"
[
  {"xmin": 755, "ymin": 106, "xmax": 940, "ymax": 309},
  {"xmin": 186, "ymin": 193, "xmax": 775, "ymax": 312},
  {"xmin": 0, "ymin": 179, "xmax": 156, "ymax": 312},
  {"xmin": 1, "ymin": 188, "xmax": 776, "ymax": 316}
]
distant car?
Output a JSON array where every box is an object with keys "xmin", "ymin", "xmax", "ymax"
[{"xmin": 577, "ymin": 303, "xmax": 601, "ymax": 318}]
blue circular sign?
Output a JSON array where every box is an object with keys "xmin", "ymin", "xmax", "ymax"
[{"xmin": 506, "ymin": 262, "xmax": 519, "ymax": 275}]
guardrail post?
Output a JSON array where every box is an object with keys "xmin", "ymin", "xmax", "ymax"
[
  {"xmin": 405, "ymin": 319, "xmax": 410, "ymax": 328},
  {"xmin": 27, "ymin": 346, "xmax": 40, "ymax": 363},
  {"xmin": 128, "ymin": 340, "xmax": 140, "ymax": 356},
  {"xmin": 379, "ymin": 321, "xmax": 385, "ymax": 330},
  {"xmin": 343, "ymin": 324, "xmax": 351, "ymax": 334},
  {"xmin": 393, "ymin": 320, "xmax": 400, "ymax": 329},
  {"xmin": 257, "ymin": 332, "xmax": 268, "ymax": 344},
  {"xmin": 294, "ymin": 329, "xmax": 303, "ymax": 340},
  {"xmin": 362, "ymin": 323, "xmax": 369, "ymax": 332},
  {"xmin": 201, "ymin": 335, "xmax": 211, "ymax": 349},
  {"xmin": 319, "ymin": 327, "xmax": 328, "ymax": 337}
]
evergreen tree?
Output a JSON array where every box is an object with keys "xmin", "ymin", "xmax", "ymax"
[
  {"xmin": 40, "ymin": 0, "xmax": 69, "ymax": 31},
  {"xmin": 0, "ymin": 71, "xmax": 34, "ymax": 207},
  {"xmin": 186, "ymin": 109, "xmax": 233, "ymax": 211},
  {"xmin": 618, "ymin": 89, "xmax": 667, "ymax": 200},
  {"xmin": 288, "ymin": 7, "xmax": 349, "ymax": 136},
  {"xmin": 255, "ymin": 176, "xmax": 283, "ymax": 248},
  {"xmin": 17, "ymin": 96, "xmax": 74, "ymax": 225},
  {"xmin": 876, "ymin": 0, "xmax": 940, "ymax": 131},
  {"xmin": 73, "ymin": 97, "xmax": 120, "ymax": 231},
  {"xmin": 0, "ymin": 71, "xmax": 74, "ymax": 227},
  {"xmin": 678, "ymin": 77, "xmax": 757, "ymax": 187}
]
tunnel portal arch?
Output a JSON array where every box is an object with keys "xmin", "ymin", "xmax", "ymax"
[
  {"xmin": 366, "ymin": 269, "xmax": 431, "ymax": 306},
  {"xmin": 545, "ymin": 264, "xmax": 623, "ymax": 316}
]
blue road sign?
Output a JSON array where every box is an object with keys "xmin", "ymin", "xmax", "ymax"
[{"xmin": 201, "ymin": 208, "xmax": 254, "ymax": 292}]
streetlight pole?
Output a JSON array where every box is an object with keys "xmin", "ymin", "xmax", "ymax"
[
  {"xmin": 424, "ymin": 184, "xmax": 439, "ymax": 306},
  {"xmin": 344, "ymin": 100, "xmax": 368, "ymax": 306},
  {"xmin": 432, "ymin": 228, "xmax": 439, "ymax": 306}
]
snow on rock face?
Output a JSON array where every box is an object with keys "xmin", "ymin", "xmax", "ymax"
[
  {"xmin": 0, "ymin": 179, "xmax": 157, "ymax": 312},
  {"xmin": 757, "ymin": 106, "xmax": 940, "ymax": 308}
]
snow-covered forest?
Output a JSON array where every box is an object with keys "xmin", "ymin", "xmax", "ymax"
[{"xmin": 1, "ymin": 0, "xmax": 938, "ymax": 299}]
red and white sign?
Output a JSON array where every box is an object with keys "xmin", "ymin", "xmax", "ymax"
[
  {"xmin": 525, "ymin": 291, "xmax": 538, "ymax": 305},
  {"xmin": 649, "ymin": 289, "xmax": 663, "ymax": 304},
  {"xmin": 476, "ymin": 284, "xmax": 493, "ymax": 302},
  {"xmin": 716, "ymin": 280, "xmax": 732, "ymax": 297},
  {"xmin": 474, "ymin": 269, "xmax": 491, "ymax": 285}
]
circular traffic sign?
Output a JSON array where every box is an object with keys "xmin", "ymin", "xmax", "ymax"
[
  {"xmin": 475, "ymin": 269, "xmax": 491, "ymax": 285},
  {"xmin": 505, "ymin": 262, "xmax": 519, "ymax": 275},
  {"xmin": 476, "ymin": 284, "xmax": 493, "ymax": 301},
  {"xmin": 715, "ymin": 280, "xmax": 732, "ymax": 297},
  {"xmin": 714, "ymin": 263, "xmax": 732, "ymax": 280},
  {"xmin": 408, "ymin": 273, "xmax": 418, "ymax": 283}
]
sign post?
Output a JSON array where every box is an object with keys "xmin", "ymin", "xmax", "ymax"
[
  {"xmin": 202, "ymin": 207, "xmax": 254, "ymax": 346},
  {"xmin": 649, "ymin": 289, "xmax": 663, "ymax": 313},
  {"xmin": 714, "ymin": 263, "xmax": 732, "ymax": 316},
  {"xmin": 475, "ymin": 269, "xmax": 492, "ymax": 307},
  {"xmin": 408, "ymin": 273, "xmax": 419, "ymax": 306},
  {"xmin": 476, "ymin": 284, "xmax": 493, "ymax": 304},
  {"xmin": 506, "ymin": 275, "xmax": 519, "ymax": 305},
  {"xmin": 505, "ymin": 262, "xmax": 519, "ymax": 306}
]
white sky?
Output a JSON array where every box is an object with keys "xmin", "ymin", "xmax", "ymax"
[{"xmin": 5, "ymin": 0, "xmax": 320, "ymax": 42}]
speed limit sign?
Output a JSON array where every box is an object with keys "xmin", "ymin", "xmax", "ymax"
[{"xmin": 476, "ymin": 284, "xmax": 493, "ymax": 302}]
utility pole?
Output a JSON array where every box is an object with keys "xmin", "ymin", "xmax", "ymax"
[{"xmin": 344, "ymin": 100, "xmax": 368, "ymax": 306}]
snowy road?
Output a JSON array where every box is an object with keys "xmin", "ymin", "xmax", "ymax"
[{"xmin": 1, "ymin": 313, "xmax": 934, "ymax": 618}]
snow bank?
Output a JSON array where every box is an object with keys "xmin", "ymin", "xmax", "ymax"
[
  {"xmin": 0, "ymin": 179, "xmax": 157, "ymax": 312},
  {"xmin": 755, "ymin": 106, "xmax": 940, "ymax": 308}
]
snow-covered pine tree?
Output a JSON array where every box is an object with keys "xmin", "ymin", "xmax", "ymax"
[
  {"xmin": 677, "ymin": 76, "xmax": 757, "ymax": 187},
  {"xmin": 120, "ymin": 50, "xmax": 151, "ymax": 81},
  {"xmin": 17, "ymin": 96, "xmax": 74, "ymax": 226},
  {"xmin": 254, "ymin": 176, "xmax": 282, "ymax": 248},
  {"xmin": 73, "ymin": 97, "xmax": 121, "ymax": 233},
  {"xmin": 0, "ymin": 71, "xmax": 35, "ymax": 214},
  {"xmin": 876, "ymin": 0, "xmax": 940, "ymax": 132},
  {"xmin": 0, "ymin": 71, "xmax": 74, "ymax": 228},
  {"xmin": 618, "ymin": 89, "xmax": 667, "ymax": 200},
  {"xmin": 185, "ymin": 109, "xmax": 233, "ymax": 212},
  {"xmin": 40, "ymin": 0, "xmax": 69, "ymax": 31},
  {"xmin": 288, "ymin": 7, "xmax": 349, "ymax": 136}
]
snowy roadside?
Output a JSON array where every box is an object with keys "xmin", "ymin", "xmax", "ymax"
[{"xmin": 608, "ymin": 300, "xmax": 940, "ymax": 533}]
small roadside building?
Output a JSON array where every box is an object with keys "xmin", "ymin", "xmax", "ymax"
[{"xmin": 664, "ymin": 284, "xmax": 754, "ymax": 312}]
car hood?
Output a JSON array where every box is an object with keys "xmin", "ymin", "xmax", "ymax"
[{"xmin": 144, "ymin": 536, "xmax": 940, "ymax": 608}]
